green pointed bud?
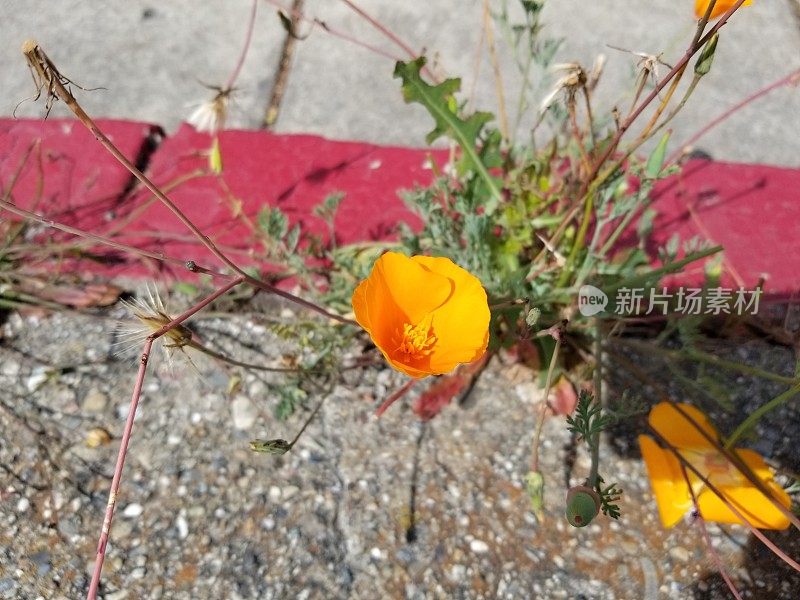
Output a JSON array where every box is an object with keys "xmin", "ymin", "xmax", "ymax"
[
  {"xmin": 694, "ymin": 34, "xmax": 719, "ymax": 77},
  {"xmin": 249, "ymin": 438, "xmax": 292, "ymax": 455},
  {"xmin": 565, "ymin": 485, "xmax": 601, "ymax": 527},
  {"xmin": 525, "ymin": 471, "xmax": 545, "ymax": 521},
  {"xmin": 209, "ymin": 136, "xmax": 223, "ymax": 174}
]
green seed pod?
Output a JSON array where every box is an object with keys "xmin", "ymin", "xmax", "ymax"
[
  {"xmin": 694, "ymin": 33, "xmax": 719, "ymax": 77},
  {"xmin": 249, "ymin": 438, "xmax": 292, "ymax": 455},
  {"xmin": 565, "ymin": 485, "xmax": 601, "ymax": 528}
]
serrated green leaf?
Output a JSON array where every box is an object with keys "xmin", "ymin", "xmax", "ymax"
[
  {"xmin": 314, "ymin": 191, "xmax": 345, "ymax": 221},
  {"xmin": 258, "ymin": 207, "xmax": 289, "ymax": 240},
  {"xmin": 393, "ymin": 58, "xmax": 502, "ymax": 211}
]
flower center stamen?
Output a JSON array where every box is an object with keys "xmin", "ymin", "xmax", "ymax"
[
  {"xmin": 397, "ymin": 315, "xmax": 437, "ymax": 360},
  {"xmin": 680, "ymin": 448, "xmax": 744, "ymax": 489}
]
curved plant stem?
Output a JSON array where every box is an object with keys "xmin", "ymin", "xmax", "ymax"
[
  {"xmin": 187, "ymin": 339, "xmax": 318, "ymax": 373},
  {"xmin": 682, "ymin": 465, "xmax": 744, "ymax": 600},
  {"xmin": 225, "ymin": 0, "xmax": 258, "ymax": 90},
  {"xmin": 375, "ymin": 378, "xmax": 417, "ymax": 417},
  {"xmin": 85, "ymin": 337, "xmax": 153, "ymax": 600},
  {"xmin": 0, "ymin": 198, "xmax": 232, "ymax": 278},
  {"xmin": 588, "ymin": 322, "xmax": 603, "ymax": 488},
  {"xmin": 287, "ymin": 392, "xmax": 328, "ymax": 448},
  {"xmin": 338, "ymin": 0, "xmax": 438, "ymax": 81},
  {"xmin": 530, "ymin": 321, "xmax": 565, "ymax": 472},
  {"xmin": 724, "ymin": 382, "xmax": 800, "ymax": 449},
  {"xmin": 668, "ymin": 66, "xmax": 800, "ymax": 165},
  {"xmin": 263, "ymin": 0, "xmax": 402, "ymax": 62}
]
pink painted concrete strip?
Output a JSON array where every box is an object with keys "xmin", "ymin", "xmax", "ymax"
[
  {"xmin": 1, "ymin": 118, "xmax": 797, "ymax": 296},
  {"xmin": 1, "ymin": 119, "xmax": 159, "ymax": 224},
  {"xmin": 648, "ymin": 159, "xmax": 800, "ymax": 297}
]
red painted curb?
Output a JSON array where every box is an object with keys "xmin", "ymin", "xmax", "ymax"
[
  {"xmin": 128, "ymin": 124, "xmax": 445, "ymax": 277},
  {"xmin": 648, "ymin": 159, "xmax": 800, "ymax": 296},
  {"xmin": 1, "ymin": 119, "xmax": 160, "ymax": 225},
  {"xmin": 1, "ymin": 118, "xmax": 797, "ymax": 296}
]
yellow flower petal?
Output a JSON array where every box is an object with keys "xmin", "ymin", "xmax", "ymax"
[
  {"xmin": 642, "ymin": 403, "xmax": 790, "ymax": 530},
  {"xmin": 375, "ymin": 252, "xmax": 453, "ymax": 324},
  {"xmin": 639, "ymin": 435, "xmax": 693, "ymax": 527},
  {"xmin": 648, "ymin": 402, "xmax": 719, "ymax": 449},
  {"xmin": 695, "ymin": 0, "xmax": 752, "ymax": 20},
  {"xmin": 697, "ymin": 481, "xmax": 791, "ymax": 529},
  {"xmin": 735, "ymin": 448, "xmax": 774, "ymax": 481},
  {"xmin": 352, "ymin": 252, "xmax": 490, "ymax": 378},
  {"xmin": 352, "ymin": 267, "xmax": 402, "ymax": 354},
  {"xmin": 412, "ymin": 256, "xmax": 491, "ymax": 373}
]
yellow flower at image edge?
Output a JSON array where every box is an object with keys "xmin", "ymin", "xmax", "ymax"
[
  {"xmin": 639, "ymin": 402, "xmax": 790, "ymax": 530},
  {"xmin": 352, "ymin": 252, "xmax": 490, "ymax": 378},
  {"xmin": 695, "ymin": 0, "xmax": 752, "ymax": 20}
]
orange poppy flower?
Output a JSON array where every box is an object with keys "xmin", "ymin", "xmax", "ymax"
[
  {"xmin": 351, "ymin": 252, "xmax": 490, "ymax": 378},
  {"xmin": 639, "ymin": 402, "xmax": 790, "ymax": 529},
  {"xmin": 695, "ymin": 0, "xmax": 752, "ymax": 20}
]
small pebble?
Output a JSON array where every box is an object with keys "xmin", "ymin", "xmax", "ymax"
[
  {"xmin": 122, "ymin": 503, "xmax": 143, "ymax": 518},
  {"xmin": 469, "ymin": 540, "xmax": 489, "ymax": 554},
  {"xmin": 669, "ymin": 547, "xmax": 690, "ymax": 563},
  {"xmin": 231, "ymin": 396, "xmax": 257, "ymax": 430},
  {"xmin": 81, "ymin": 389, "xmax": 108, "ymax": 413},
  {"xmin": 176, "ymin": 515, "xmax": 189, "ymax": 540}
]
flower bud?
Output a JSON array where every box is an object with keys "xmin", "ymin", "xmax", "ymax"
[
  {"xmin": 565, "ymin": 485, "xmax": 601, "ymax": 527},
  {"xmin": 694, "ymin": 33, "xmax": 719, "ymax": 77}
]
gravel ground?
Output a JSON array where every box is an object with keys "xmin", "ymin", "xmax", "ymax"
[{"xmin": 0, "ymin": 288, "xmax": 798, "ymax": 599}]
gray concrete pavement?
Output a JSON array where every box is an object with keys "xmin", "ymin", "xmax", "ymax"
[{"xmin": 1, "ymin": 0, "xmax": 799, "ymax": 165}]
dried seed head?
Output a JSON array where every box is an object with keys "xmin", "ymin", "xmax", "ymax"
[
  {"xmin": 188, "ymin": 87, "xmax": 234, "ymax": 134},
  {"xmin": 539, "ymin": 63, "xmax": 588, "ymax": 114},
  {"xmin": 114, "ymin": 283, "xmax": 193, "ymax": 366}
]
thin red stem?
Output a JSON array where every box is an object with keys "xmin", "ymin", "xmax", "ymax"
[
  {"xmin": 85, "ymin": 337, "xmax": 152, "ymax": 600},
  {"xmin": 262, "ymin": 0, "xmax": 403, "ymax": 62},
  {"xmin": 0, "ymin": 198, "xmax": 233, "ymax": 279},
  {"xmin": 30, "ymin": 43, "xmax": 354, "ymax": 325},
  {"xmin": 338, "ymin": 0, "xmax": 438, "ymax": 81},
  {"xmin": 668, "ymin": 66, "xmax": 800, "ymax": 165},
  {"xmin": 649, "ymin": 427, "xmax": 800, "ymax": 573},
  {"xmin": 225, "ymin": 0, "xmax": 259, "ymax": 90},
  {"xmin": 375, "ymin": 378, "xmax": 417, "ymax": 417},
  {"xmin": 682, "ymin": 465, "xmax": 744, "ymax": 600},
  {"xmin": 86, "ymin": 277, "xmax": 245, "ymax": 599}
]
